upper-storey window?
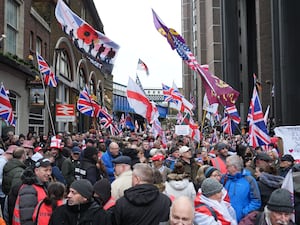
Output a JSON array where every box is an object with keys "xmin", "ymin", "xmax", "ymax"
[
  {"xmin": 6, "ymin": 0, "xmax": 18, "ymax": 54},
  {"xmin": 56, "ymin": 50, "xmax": 71, "ymax": 80}
]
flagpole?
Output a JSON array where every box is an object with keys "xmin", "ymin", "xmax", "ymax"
[
  {"xmin": 39, "ymin": 73, "xmax": 56, "ymax": 136},
  {"xmin": 201, "ymin": 110, "xmax": 207, "ymax": 134}
]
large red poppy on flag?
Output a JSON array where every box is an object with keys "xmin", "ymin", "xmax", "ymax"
[{"xmin": 77, "ymin": 23, "xmax": 98, "ymax": 45}]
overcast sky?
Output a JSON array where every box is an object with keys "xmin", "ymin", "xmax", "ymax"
[{"xmin": 95, "ymin": 0, "xmax": 182, "ymax": 88}]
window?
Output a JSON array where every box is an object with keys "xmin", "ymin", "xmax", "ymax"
[
  {"xmin": 6, "ymin": 0, "xmax": 18, "ymax": 54},
  {"xmin": 56, "ymin": 50, "xmax": 71, "ymax": 80},
  {"xmin": 79, "ymin": 68, "xmax": 86, "ymax": 90},
  {"xmin": 29, "ymin": 31, "xmax": 33, "ymax": 52},
  {"xmin": 36, "ymin": 37, "xmax": 42, "ymax": 54},
  {"xmin": 90, "ymin": 79, "xmax": 95, "ymax": 95}
]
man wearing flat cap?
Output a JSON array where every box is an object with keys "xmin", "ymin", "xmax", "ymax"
[
  {"xmin": 279, "ymin": 154, "xmax": 295, "ymax": 177},
  {"xmin": 49, "ymin": 179, "xmax": 111, "ymax": 225},
  {"xmin": 111, "ymin": 156, "xmax": 132, "ymax": 200},
  {"xmin": 255, "ymin": 188, "xmax": 296, "ymax": 225}
]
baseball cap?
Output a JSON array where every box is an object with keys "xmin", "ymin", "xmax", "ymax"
[
  {"xmin": 72, "ymin": 146, "xmax": 81, "ymax": 154},
  {"xmin": 179, "ymin": 146, "xmax": 190, "ymax": 154},
  {"xmin": 35, "ymin": 158, "xmax": 51, "ymax": 168},
  {"xmin": 151, "ymin": 154, "xmax": 165, "ymax": 161},
  {"xmin": 112, "ymin": 156, "xmax": 131, "ymax": 165}
]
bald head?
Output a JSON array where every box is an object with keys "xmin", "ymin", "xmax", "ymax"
[{"xmin": 170, "ymin": 196, "xmax": 194, "ymax": 225}]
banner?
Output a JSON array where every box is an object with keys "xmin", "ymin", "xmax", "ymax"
[
  {"xmin": 274, "ymin": 126, "xmax": 300, "ymax": 160},
  {"xmin": 175, "ymin": 125, "xmax": 190, "ymax": 136},
  {"xmin": 55, "ymin": 0, "xmax": 119, "ymax": 74}
]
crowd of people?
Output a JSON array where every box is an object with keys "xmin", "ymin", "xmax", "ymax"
[{"xmin": 0, "ymin": 128, "xmax": 299, "ymax": 225}]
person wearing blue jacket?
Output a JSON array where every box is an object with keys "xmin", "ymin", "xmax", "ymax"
[
  {"xmin": 101, "ymin": 142, "xmax": 121, "ymax": 183},
  {"xmin": 222, "ymin": 154, "xmax": 261, "ymax": 222}
]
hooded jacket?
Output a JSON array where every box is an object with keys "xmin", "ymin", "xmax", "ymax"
[
  {"xmin": 257, "ymin": 172, "xmax": 283, "ymax": 211},
  {"xmin": 222, "ymin": 169, "xmax": 261, "ymax": 222},
  {"xmin": 164, "ymin": 173, "xmax": 196, "ymax": 200},
  {"xmin": 113, "ymin": 184, "xmax": 171, "ymax": 225}
]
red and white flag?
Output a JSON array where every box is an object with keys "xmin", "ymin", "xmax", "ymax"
[{"xmin": 127, "ymin": 77, "xmax": 159, "ymax": 124}]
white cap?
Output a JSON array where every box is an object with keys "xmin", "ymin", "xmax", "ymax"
[{"xmin": 179, "ymin": 146, "xmax": 190, "ymax": 154}]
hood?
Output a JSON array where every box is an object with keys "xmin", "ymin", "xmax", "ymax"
[
  {"xmin": 259, "ymin": 172, "xmax": 284, "ymax": 188},
  {"xmin": 124, "ymin": 184, "xmax": 159, "ymax": 206},
  {"xmin": 4, "ymin": 158, "xmax": 26, "ymax": 172},
  {"xmin": 167, "ymin": 179, "xmax": 190, "ymax": 190}
]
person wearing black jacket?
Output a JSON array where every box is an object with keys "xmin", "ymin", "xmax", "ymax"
[
  {"xmin": 113, "ymin": 163, "xmax": 171, "ymax": 225},
  {"xmin": 49, "ymin": 179, "xmax": 111, "ymax": 225}
]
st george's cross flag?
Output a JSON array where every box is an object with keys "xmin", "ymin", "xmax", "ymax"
[
  {"xmin": 152, "ymin": 9, "xmax": 239, "ymax": 107},
  {"xmin": 127, "ymin": 77, "xmax": 159, "ymax": 124},
  {"xmin": 0, "ymin": 83, "xmax": 15, "ymax": 126},
  {"xmin": 36, "ymin": 52, "xmax": 58, "ymax": 87}
]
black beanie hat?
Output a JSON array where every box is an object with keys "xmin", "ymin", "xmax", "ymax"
[
  {"xmin": 84, "ymin": 146, "xmax": 98, "ymax": 160},
  {"xmin": 267, "ymin": 188, "xmax": 294, "ymax": 213},
  {"xmin": 93, "ymin": 178, "xmax": 111, "ymax": 205},
  {"xmin": 70, "ymin": 179, "xmax": 93, "ymax": 199}
]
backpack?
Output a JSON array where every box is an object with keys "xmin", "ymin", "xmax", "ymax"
[{"xmin": 195, "ymin": 202, "xmax": 217, "ymax": 221}]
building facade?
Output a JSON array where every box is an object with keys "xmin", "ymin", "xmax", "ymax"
[
  {"xmin": 0, "ymin": 0, "xmax": 112, "ymax": 138},
  {"xmin": 182, "ymin": 0, "xmax": 300, "ymax": 130}
]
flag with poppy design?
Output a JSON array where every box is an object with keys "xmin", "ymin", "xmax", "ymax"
[{"xmin": 55, "ymin": 0, "xmax": 120, "ymax": 74}]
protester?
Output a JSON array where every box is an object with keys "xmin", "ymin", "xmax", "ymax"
[
  {"xmin": 210, "ymin": 142, "xmax": 229, "ymax": 175},
  {"xmin": 61, "ymin": 146, "xmax": 81, "ymax": 188},
  {"xmin": 194, "ymin": 178, "xmax": 237, "ymax": 225},
  {"xmin": 12, "ymin": 158, "xmax": 52, "ymax": 225},
  {"xmin": 2, "ymin": 147, "xmax": 26, "ymax": 195},
  {"xmin": 111, "ymin": 155, "xmax": 132, "ymax": 200},
  {"xmin": 169, "ymin": 196, "xmax": 194, "ymax": 225},
  {"xmin": 151, "ymin": 153, "xmax": 171, "ymax": 182},
  {"xmin": 164, "ymin": 162, "xmax": 196, "ymax": 200},
  {"xmin": 222, "ymin": 155, "xmax": 261, "ymax": 222},
  {"xmin": 113, "ymin": 163, "xmax": 171, "ymax": 225},
  {"xmin": 239, "ymin": 188, "xmax": 296, "ymax": 225},
  {"xmin": 49, "ymin": 179, "xmax": 110, "ymax": 225},
  {"xmin": 102, "ymin": 142, "xmax": 121, "ymax": 183},
  {"xmin": 32, "ymin": 182, "xmax": 65, "ymax": 225},
  {"xmin": 178, "ymin": 145, "xmax": 199, "ymax": 182},
  {"xmin": 279, "ymin": 154, "xmax": 295, "ymax": 177}
]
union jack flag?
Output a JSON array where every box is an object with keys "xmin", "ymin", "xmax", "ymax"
[
  {"xmin": 0, "ymin": 84, "xmax": 15, "ymax": 126},
  {"xmin": 99, "ymin": 108, "xmax": 120, "ymax": 136},
  {"xmin": 221, "ymin": 105, "xmax": 241, "ymax": 135},
  {"xmin": 151, "ymin": 118, "xmax": 163, "ymax": 139},
  {"xmin": 77, "ymin": 88, "xmax": 101, "ymax": 117},
  {"xmin": 36, "ymin": 52, "xmax": 58, "ymax": 87},
  {"xmin": 162, "ymin": 83, "xmax": 182, "ymax": 103},
  {"xmin": 248, "ymin": 85, "xmax": 270, "ymax": 147}
]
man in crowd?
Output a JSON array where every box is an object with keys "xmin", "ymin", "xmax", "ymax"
[
  {"xmin": 178, "ymin": 145, "xmax": 199, "ymax": 182},
  {"xmin": 61, "ymin": 146, "xmax": 81, "ymax": 188},
  {"xmin": 223, "ymin": 155, "xmax": 261, "ymax": 222},
  {"xmin": 113, "ymin": 163, "xmax": 171, "ymax": 225},
  {"xmin": 49, "ymin": 136, "xmax": 66, "ymax": 170},
  {"xmin": 279, "ymin": 154, "xmax": 294, "ymax": 177},
  {"xmin": 169, "ymin": 196, "xmax": 194, "ymax": 225},
  {"xmin": 102, "ymin": 142, "xmax": 121, "ymax": 183},
  {"xmin": 49, "ymin": 179, "xmax": 110, "ymax": 225},
  {"xmin": 111, "ymin": 155, "xmax": 132, "ymax": 200},
  {"xmin": 210, "ymin": 142, "xmax": 229, "ymax": 175},
  {"xmin": 12, "ymin": 158, "xmax": 52, "ymax": 225}
]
